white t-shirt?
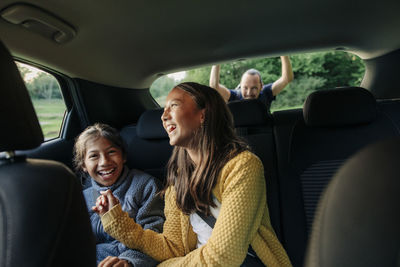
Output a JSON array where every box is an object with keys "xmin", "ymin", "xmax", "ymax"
[{"xmin": 189, "ymin": 196, "xmax": 221, "ymax": 248}]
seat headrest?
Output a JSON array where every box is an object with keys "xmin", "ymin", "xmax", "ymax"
[
  {"xmin": 303, "ymin": 87, "xmax": 377, "ymax": 127},
  {"xmin": 228, "ymin": 99, "xmax": 271, "ymax": 127},
  {"xmin": 0, "ymin": 41, "xmax": 43, "ymax": 152},
  {"xmin": 305, "ymin": 137, "xmax": 400, "ymax": 267},
  {"xmin": 137, "ymin": 108, "xmax": 168, "ymax": 139}
]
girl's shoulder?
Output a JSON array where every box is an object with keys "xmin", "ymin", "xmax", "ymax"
[
  {"xmin": 224, "ymin": 150, "xmax": 262, "ymax": 170},
  {"xmin": 213, "ymin": 150, "xmax": 264, "ymax": 198},
  {"xmin": 127, "ymin": 168, "xmax": 161, "ymax": 188},
  {"xmin": 128, "ymin": 168, "xmax": 155, "ymax": 180}
]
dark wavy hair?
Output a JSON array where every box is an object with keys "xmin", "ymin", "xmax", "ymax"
[{"xmin": 164, "ymin": 82, "xmax": 249, "ymax": 215}]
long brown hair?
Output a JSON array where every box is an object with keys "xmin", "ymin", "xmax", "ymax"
[{"xmin": 164, "ymin": 82, "xmax": 248, "ymax": 215}]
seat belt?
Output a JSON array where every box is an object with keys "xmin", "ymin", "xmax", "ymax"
[
  {"xmin": 196, "ymin": 211, "xmax": 257, "ymax": 258},
  {"xmin": 196, "ymin": 211, "xmax": 216, "ymax": 228}
]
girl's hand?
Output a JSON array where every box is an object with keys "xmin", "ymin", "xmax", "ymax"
[
  {"xmin": 92, "ymin": 194, "xmax": 108, "ymax": 216},
  {"xmin": 92, "ymin": 189, "xmax": 120, "ymax": 216},
  {"xmin": 98, "ymin": 256, "xmax": 132, "ymax": 267}
]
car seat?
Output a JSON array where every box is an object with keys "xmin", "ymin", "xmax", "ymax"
[
  {"xmin": 0, "ymin": 40, "xmax": 96, "ymax": 266},
  {"xmin": 305, "ymin": 137, "xmax": 400, "ymax": 267}
]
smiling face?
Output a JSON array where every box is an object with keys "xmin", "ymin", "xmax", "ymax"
[
  {"xmin": 161, "ymin": 87, "xmax": 205, "ymax": 148},
  {"xmin": 82, "ymin": 136, "xmax": 125, "ymax": 187},
  {"xmin": 240, "ymin": 73, "xmax": 263, "ymax": 99}
]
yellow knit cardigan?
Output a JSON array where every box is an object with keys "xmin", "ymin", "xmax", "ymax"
[{"xmin": 101, "ymin": 150, "xmax": 292, "ymax": 266}]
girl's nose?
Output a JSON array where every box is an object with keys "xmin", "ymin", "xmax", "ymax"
[
  {"xmin": 99, "ymin": 154, "xmax": 110, "ymax": 165},
  {"xmin": 161, "ymin": 109, "xmax": 169, "ymax": 121}
]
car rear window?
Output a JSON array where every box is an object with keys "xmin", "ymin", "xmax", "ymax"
[{"xmin": 150, "ymin": 51, "xmax": 365, "ymax": 111}]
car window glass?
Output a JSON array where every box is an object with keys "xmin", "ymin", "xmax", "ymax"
[
  {"xmin": 16, "ymin": 62, "xmax": 66, "ymax": 141},
  {"xmin": 150, "ymin": 51, "xmax": 365, "ymax": 111}
]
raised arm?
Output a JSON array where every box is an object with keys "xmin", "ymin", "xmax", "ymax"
[
  {"xmin": 209, "ymin": 65, "xmax": 231, "ymax": 102},
  {"xmin": 271, "ymin": 56, "xmax": 294, "ymax": 96}
]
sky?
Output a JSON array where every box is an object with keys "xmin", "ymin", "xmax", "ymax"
[
  {"xmin": 16, "ymin": 62, "xmax": 42, "ymax": 82},
  {"xmin": 167, "ymin": 71, "xmax": 185, "ymax": 81}
]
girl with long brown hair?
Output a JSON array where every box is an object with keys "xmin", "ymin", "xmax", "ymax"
[{"xmin": 94, "ymin": 82, "xmax": 291, "ymax": 266}]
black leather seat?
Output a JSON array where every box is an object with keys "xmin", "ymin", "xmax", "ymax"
[
  {"xmin": 305, "ymin": 137, "xmax": 400, "ymax": 267},
  {"xmin": 0, "ymin": 41, "xmax": 96, "ymax": 266}
]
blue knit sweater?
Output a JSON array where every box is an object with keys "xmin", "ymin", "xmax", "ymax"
[{"xmin": 83, "ymin": 166, "xmax": 165, "ymax": 266}]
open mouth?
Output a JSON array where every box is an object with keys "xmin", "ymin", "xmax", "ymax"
[
  {"xmin": 98, "ymin": 168, "xmax": 116, "ymax": 178},
  {"xmin": 167, "ymin": 124, "xmax": 176, "ymax": 134}
]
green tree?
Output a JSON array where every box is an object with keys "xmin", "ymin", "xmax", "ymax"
[
  {"xmin": 26, "ymin": 72, "xmax": 61, "ymax": 99},
  {"xmin": 150, "ymin": 75, "xmax": 178, "ymax": 105},
  {"xmin": 17, "ymin": 65, "xmax": 32, "ymax": 81},
  {"xmin": 183, "ymin": 66, "xmax": 211, "ymax": 85},
  {"xmin": 271, "ymin": 76, "xmax": 326, "ymax": 110},
  {"xmin": 149, "ymin": 51, "xmax": 366, "ymax": 110},
  {"xmin": 320, "ymin": 52, "xmax": 365, "ymax": 88}
]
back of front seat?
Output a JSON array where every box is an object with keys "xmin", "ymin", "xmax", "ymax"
[
  {"xmin": 305, "ymin": 137, "xmax": 400, "ymax": 267},
  {"xmin": 0, "ymin": 40, "xmax": 96, "ymax": 267}
]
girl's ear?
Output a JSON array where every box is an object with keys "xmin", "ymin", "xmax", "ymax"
[
  {"xmin": 200, "ymin": 108, "xmax": 206, "ymax": 124},
  {"xmin": 82, "ymin": 164, "xmax": 87, "ymax": 173}
]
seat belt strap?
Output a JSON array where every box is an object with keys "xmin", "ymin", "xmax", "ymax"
[
  {"xmin": 196, "ymin": 211, "xmax": 216, "ymax": 228},
  {"xmin": 195, "ymin": 211, "xmax": 257, "ymax": 259}
]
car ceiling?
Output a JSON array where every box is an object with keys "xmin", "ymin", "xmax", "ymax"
[{"xmin": 0, "ymin": 0, "xmax": 399, "ymax": 89}]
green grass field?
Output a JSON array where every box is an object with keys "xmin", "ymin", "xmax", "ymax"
[{"xmin": 32, "ymin": 99, "xmax": 66, "ymax": 140}]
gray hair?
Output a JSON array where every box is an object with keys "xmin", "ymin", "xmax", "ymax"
[{"xmin": 236, "ymin": 68, "xmax": 263, "ymax": 89}]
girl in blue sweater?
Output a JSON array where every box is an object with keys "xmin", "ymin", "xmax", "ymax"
[{"xmin": 73, "ymin": 123, "xmax": 165, "ymax": 267}]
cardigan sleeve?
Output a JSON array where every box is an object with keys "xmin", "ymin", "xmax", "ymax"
[
  {"xmin": 159, "ymin": 151, "xmax": 267, "ymax": 266},
  {"xmin": 101, "ymin": 186, "xmax": 186, "ymax": 262},
  {"xmin": 103, "ymin": 151, "xmax": 270, "ymax": 266}
]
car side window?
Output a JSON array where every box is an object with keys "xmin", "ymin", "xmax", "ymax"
[{"xmin": 16, "ymin": 62, "xmax": 66, "ymax": 141}]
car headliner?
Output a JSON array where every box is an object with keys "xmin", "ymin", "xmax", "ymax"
[{"xmin": 0, "ymin": 0, "xmax": 399, "ymax": 89}]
